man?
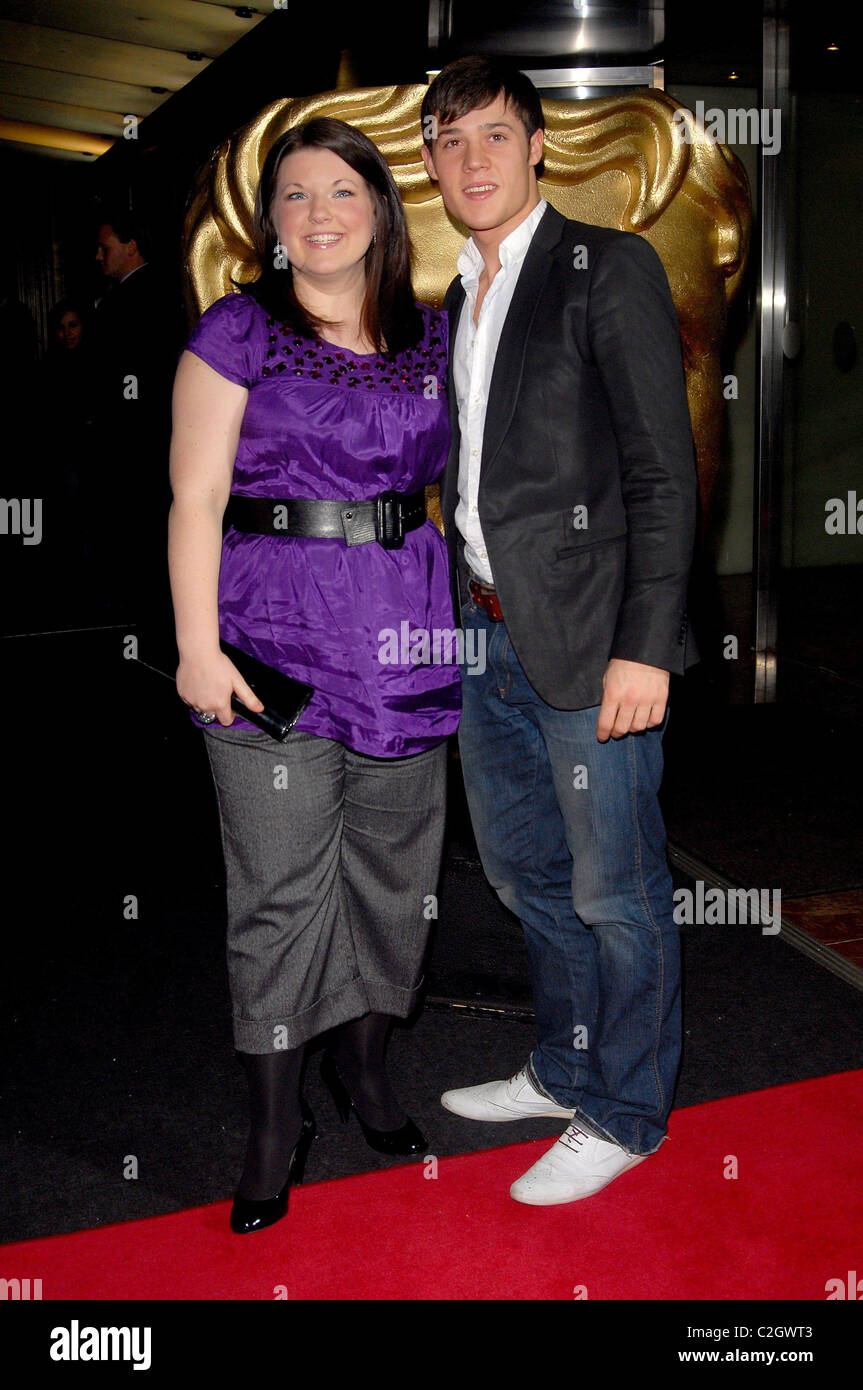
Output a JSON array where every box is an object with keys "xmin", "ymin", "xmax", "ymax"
[
  {"xmin": 91, "ymin": 212, "xmax": 177, "ymax": 624},
  {"xmin": 421, "ymin": 56, "xmax": 698, "ymax": 1205},
  {"xmin": 94, "ymin": 213, "xmax": 172, "ymax": 413}
]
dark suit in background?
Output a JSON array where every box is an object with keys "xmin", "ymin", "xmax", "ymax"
[{"xmin": 91, "ymin": 262, "xmax": 178, "ymax": 624}]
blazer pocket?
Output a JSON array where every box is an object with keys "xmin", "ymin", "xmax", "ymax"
[{"xmin": 556, "ymin": 533, "xmax": 627, "ymax": 560}]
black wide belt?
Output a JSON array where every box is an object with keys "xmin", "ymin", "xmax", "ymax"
[{"xmin": 224, "ymin": 490, "xmax": 426, "ymax": 549}]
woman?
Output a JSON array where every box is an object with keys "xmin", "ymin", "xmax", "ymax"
[
  {"xmin": 168, "ymin": 118, "xmax": 460, "ymax": 1234},
  {"xmin": 51, "ymin": 299, "xmax": 86, "ymax": 351}
]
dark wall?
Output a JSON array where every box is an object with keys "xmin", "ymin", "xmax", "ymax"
[
  {"xmin": 86, "ymin": 5, "xmax": 433, "ymax": 335},
  {"xmin": 0, "ymin": 3, "xmax": 432, "ymax": 362}
]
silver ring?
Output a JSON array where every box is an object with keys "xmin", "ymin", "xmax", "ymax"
[{"xmin": 196, "ymin": 710, "xmax": 217, "ymax": 724}]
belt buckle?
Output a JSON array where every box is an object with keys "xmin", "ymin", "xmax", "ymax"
[{"xmin": 375, "ymin": 490, "xmax": 405, "ymax": 549}]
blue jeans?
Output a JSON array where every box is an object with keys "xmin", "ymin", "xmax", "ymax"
[{"xmin": 458, "ymin": 601, "xmax": 681, "ymax": 1155}]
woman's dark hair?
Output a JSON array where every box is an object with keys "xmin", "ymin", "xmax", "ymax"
[
  {"xmin": 422, "ymin": 56, "xmax": 545, "ymax": 178},
  {"xmin": 242, "ymin": 117, "xmax": 422, "ymax": 355}
]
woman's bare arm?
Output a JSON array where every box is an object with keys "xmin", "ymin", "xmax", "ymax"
[{"xmin": 167, "ymin": 351, "xmax": 263, "ymax": 723}]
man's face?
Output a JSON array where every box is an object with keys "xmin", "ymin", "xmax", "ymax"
[
  {"xmin": 421, "ymin": 93, "xmax": 543, "ymax": 239},
  {"xmin": 96, "ymin": 225, "xmax": 134, "ymax": 279}
]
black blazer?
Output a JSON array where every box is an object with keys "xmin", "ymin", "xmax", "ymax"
[
  {"xmin": 93, "ymin": 263, "xmax": 179, "ymax": 428},
  {"xmin": 442, "ymin": 202, "xmax": 698, "ymax": 711}
]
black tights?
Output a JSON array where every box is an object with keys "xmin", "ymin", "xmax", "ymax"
[
  {"xmin": 330, "ymin": 1011, "xmax": 407, "ymax": 1131},
  {"xmin": 235, "ymin": 1047, "xmax": 305, "ymax": 1202},
  {"xmin": 235, "ymin": 1012, "xmax": 406, "ymax": 1198}
]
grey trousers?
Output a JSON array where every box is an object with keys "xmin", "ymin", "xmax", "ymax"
[{"xmin": 203, "ymin": 726, "xmax": 447, "ymax": 1052}]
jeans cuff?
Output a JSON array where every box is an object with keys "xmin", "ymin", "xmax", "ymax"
[
  {"xmin": 572, "ymin": 1108, "xmax": 668, "ymax": 1158},
  {"xmin": 526, "ymin": 1051, "xmax": 566, "ymax": 1106}
]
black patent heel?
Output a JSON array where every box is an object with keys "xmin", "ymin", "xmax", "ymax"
[
  {"xmin": 321, "ymin": 1051, "xmax": 352, "ymax": 1122},
  {"xmin": 289, "ymin": 1108, "xmax": 316, "ymax": 1185},
  {"xmin": 229, "ymin": 1107, "xmax": 316, "ymax": 1234},
  {"xmin": 320, "ymin": 1052, "xmax": 428, "ymax": 1157}
]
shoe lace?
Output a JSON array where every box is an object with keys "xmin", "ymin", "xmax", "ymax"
[{"xmin": 559, "ymin": 1123, "xmax": 589, "ymax": 1153}]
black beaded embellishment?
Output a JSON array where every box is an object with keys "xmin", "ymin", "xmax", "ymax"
[{"xmin": 259, "ymin": 310, "xmax": 447, "ymax": 392}]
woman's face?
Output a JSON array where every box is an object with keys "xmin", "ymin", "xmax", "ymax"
[
  {"xmin": 271, "ymin": 146, "xmax": 376, "ymax": 287},
  {"xmin": 58, "ymin": 310, "xmax": 83, "ymax": 350}
]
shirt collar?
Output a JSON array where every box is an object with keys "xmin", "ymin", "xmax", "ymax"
[{"xmin": 457, "ymin": 197, "xmax": 548, "ymax": 286}]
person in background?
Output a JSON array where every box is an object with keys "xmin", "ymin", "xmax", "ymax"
[
  {"xmin": 45, "ymin": 298, "xmax": 96, "ymax": 430},
  {"xmin": 91, "ymin": 211, "xmax": 178, "ymax": 624}
]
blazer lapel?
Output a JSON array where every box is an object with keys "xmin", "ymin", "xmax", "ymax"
[
  {"xmin": 444, "ymin": 282, "xmax": 464, "ymax": 442},
  {"xmin": 481, "ymin": 203, "xmax": 564, "ymax": 475},
  {"xmin": 442, "ymin": 280, "xmax": 465, "ymax": 525}
]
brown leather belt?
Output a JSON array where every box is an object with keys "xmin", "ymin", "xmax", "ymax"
[{"xmin": 468, "ymin": 577, "xmax": 504, "ymax": 622}]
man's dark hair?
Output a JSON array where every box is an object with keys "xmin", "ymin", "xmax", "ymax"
[
  {"xmin": 96, "ymin": 208, "xmax": 153, "ymax": 261},
  {"xmin": 243, "ymin": 116, "xmax": 423, "ymax": 356},
  {"xmin": 421, "ymin": 55, "xmax": 545, "ymax": 163}
]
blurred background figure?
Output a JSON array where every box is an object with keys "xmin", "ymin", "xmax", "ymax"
[
  {"xmin": 45, "ymin": 297, "xmax": 95, "ymax": 429},
  {"xmin": 90, "ymin": 209, "xmax": 180, "ymax": 627},
  {"xmin": 53, "ymin": 300, "xmax": 85, "ymax": 351}
]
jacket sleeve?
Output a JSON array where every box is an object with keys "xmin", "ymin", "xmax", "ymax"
[{"xmin": 585, "ymin": 232, "xmax": 697, "ymax": 673}]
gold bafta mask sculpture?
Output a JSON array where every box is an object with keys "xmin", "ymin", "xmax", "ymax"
[{"xmin": 185, "ymin": 84, "xmax": 751, "ymax": 521}]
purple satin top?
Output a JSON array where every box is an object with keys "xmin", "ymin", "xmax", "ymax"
[{"xmin": 184, "ymin": 292, "xmax": 461, "ymax": 757}]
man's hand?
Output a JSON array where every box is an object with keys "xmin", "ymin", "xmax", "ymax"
[{"xmin": 596, "ymin": 658, "xmax": 669, "ymax": 742}]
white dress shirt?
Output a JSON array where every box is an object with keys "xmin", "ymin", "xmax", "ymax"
[{"xmin": 453, "ymin": 198, "xmax": 548, "ymax": 585}]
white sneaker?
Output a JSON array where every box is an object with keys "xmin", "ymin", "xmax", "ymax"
[
  {"xmin": 509, "ymin": 1122, "xmax": 649, "ymax": 1205},
  {"xmin": 440, "ymin": 1066, "xmax": 576, "ymax": 1122}
]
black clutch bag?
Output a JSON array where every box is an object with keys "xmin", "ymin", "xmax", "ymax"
[
  {"xmin": 133, "ymin": 632, "xmax": 314, "ymax": 743},
  {"xmin": 219, "ymin": 638, "xmax": 313, "ymax": 741}
]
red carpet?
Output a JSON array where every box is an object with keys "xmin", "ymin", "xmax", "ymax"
[{"xmin": 2, "ymin": 1070, "xmax": 860, "ymax": 1300}]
